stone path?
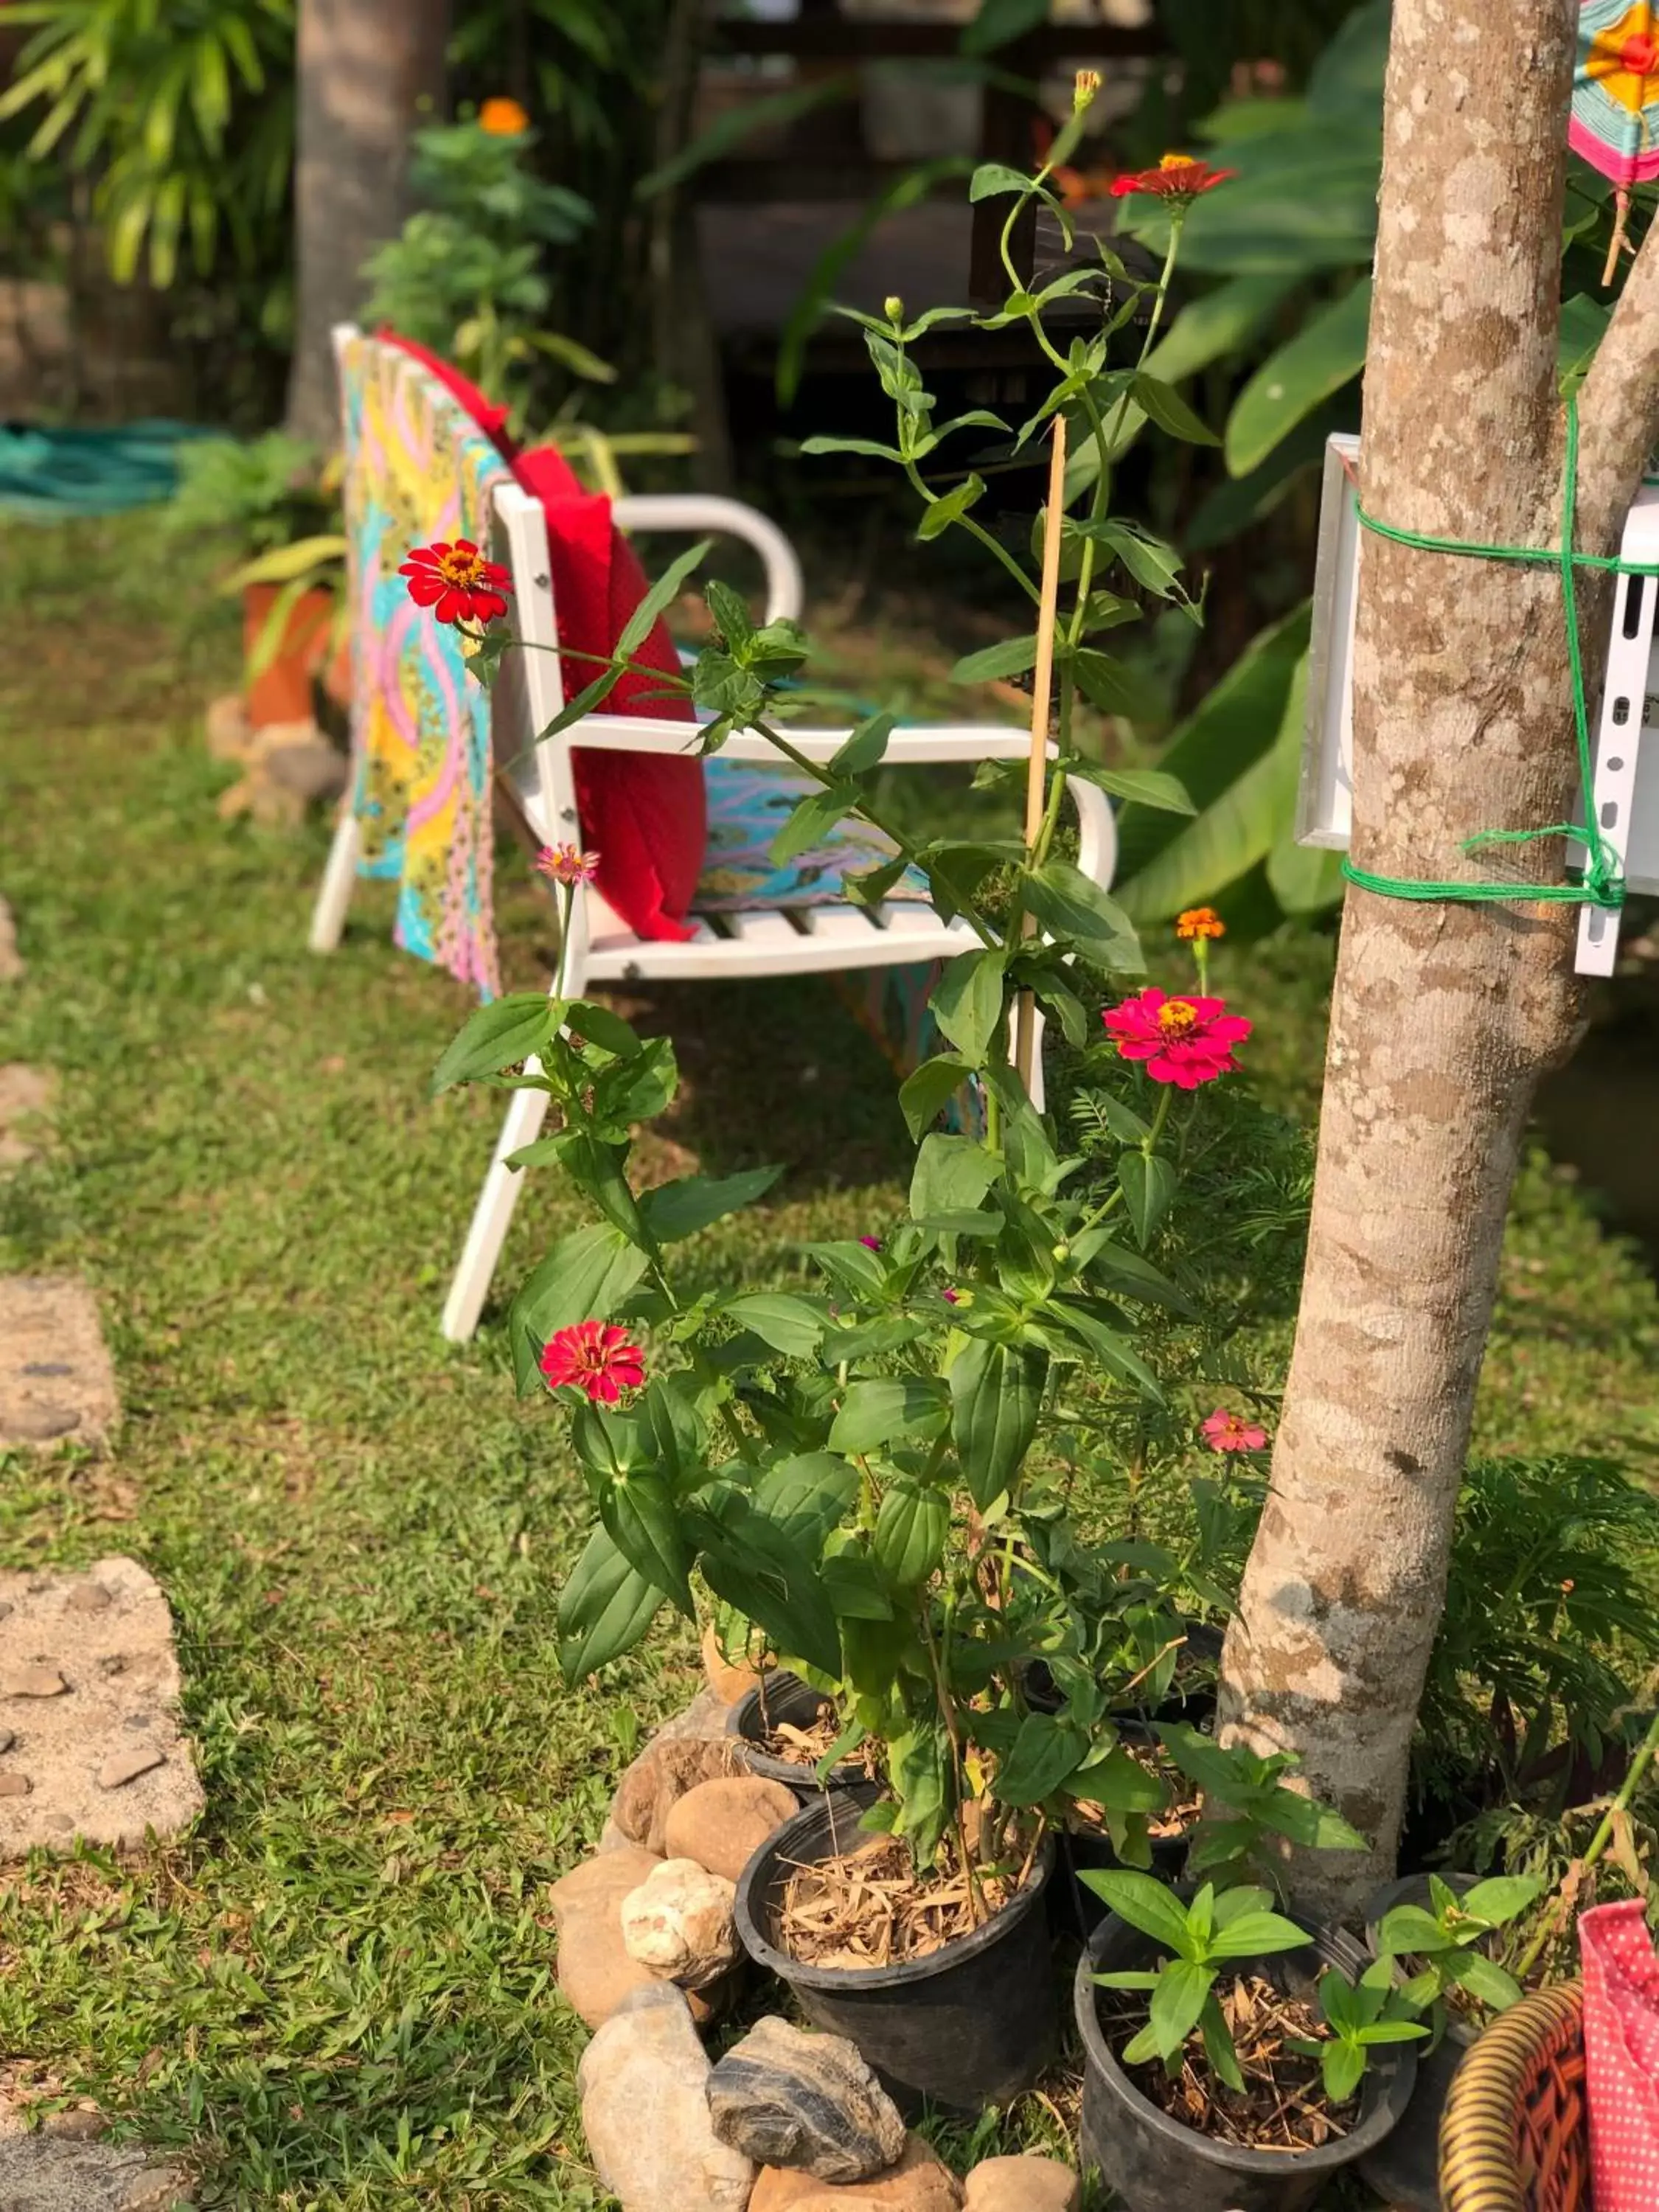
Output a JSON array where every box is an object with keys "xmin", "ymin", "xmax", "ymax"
[
  {"xmin": 0, "ymin": 1276, "xmax": 119, "ymax": 1452},
  {"xmin": 0, "ymin": 2126, "xmax": 188, "ymax": 2212},
  {"xmin": 0, "ymin": 894, "xmax": 21, "ymax": 982},
  {"xmin": 0, "ymin": 1559, "xmax": 203, "ymax": 1853}
]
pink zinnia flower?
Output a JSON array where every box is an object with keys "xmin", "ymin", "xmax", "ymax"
[
  {"xmin": 1102, "ymin": 987, "xmax": 1251, "ymax": 1089},
  {"xmin": 859, "ymin": 1236, "xmax": 882, "ymax": 1251},
  {"xmin": 539, "ymin": 1321, "xmax": 645, "ymax": 1405},
  {"xmin": 399, "ymin": 539, "xmax": 511, "ymax": 626},
  {"xmin": 942, "ymin": 1287, "xmax": 960, "ymax": 1304},
  {"xmin": 1202, "ymin": 1408, "xmax": 1267, "ymax": 1453},
  {"xmin": 535, "ymin": 843, "xmax": 600, "ymax": 887}
]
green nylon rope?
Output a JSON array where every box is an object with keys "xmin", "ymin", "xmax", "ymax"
[{"xmin": 1340, "ymin": 394, "xmax": 1649, "ymax": 913}]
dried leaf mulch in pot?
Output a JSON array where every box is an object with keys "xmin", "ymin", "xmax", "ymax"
[{"xmin": 778, "ymin": 1833, "xmax": 1029, "ymax": 1969}]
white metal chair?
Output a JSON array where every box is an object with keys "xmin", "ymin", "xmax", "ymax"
[{"xmin": 434, "ymin": 473, "xmax": 1120, "ymax": 1342}]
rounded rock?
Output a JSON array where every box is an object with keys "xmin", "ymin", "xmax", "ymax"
[
  {"xmin": 751, "ymin": 2135, "xmax": 963, "ymax": 2211},
  {"xmin": 962, "ymin": 2154, "xmax": 1079, "ymax": 2212},
  {"xmin": 664, "ymin": 1774, "xmax": 799, "ymax": 1883},
  {"xmin": 620, "ymin": 1857, "xmax": 738, "ymax": 1989}
]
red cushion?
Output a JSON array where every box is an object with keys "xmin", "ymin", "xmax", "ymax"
[{"xmin": 514, "ymin": 443, "xmax": 704, "ymax": 944}]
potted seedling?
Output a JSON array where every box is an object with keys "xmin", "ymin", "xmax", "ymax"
[{"xmin": 1075, "ymin": 1865, "xmax": 1421, "ymax": 2212}]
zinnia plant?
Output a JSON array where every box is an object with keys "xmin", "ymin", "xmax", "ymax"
[{"xmin": 425, "ymin": 103, "xmax": 1278, "ymax": 1918}]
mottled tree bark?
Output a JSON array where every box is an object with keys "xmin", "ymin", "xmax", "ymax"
[
  {"xmin": 285, "ymin": 0, "xmax": 451, "ymax": 446},
  {"xmin": 1217, "ymin": 0, "xmax": 1659, "ymax": 1911}
]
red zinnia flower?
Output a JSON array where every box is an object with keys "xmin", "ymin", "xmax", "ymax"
[
  {"xmin": 1202, "ymin": 1407, "xmax": 1267, "ymax": 1453},
  {"xmin": 1102, "ymin": 987, "xmax": 1250, "ymax": 1089},
  {"xmin": 1109, "ymin": 153, "xmax": 1234, "ymax": 204},
  {"xmin": 400, "ymin": 540, "xmax": 512, "ymax": 627},
  {"xmin": 539, "ymin": 1321, "xmax": 645, "ymax": 1405}
]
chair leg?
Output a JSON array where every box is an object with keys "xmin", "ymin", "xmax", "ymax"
[
  {"xmin": 440, "ymin": 1080, "xmax": 553, "ymax": 1343},
  {"xmin": 309, "ymin": 808, "xmax": 361, "ymax": 953}
]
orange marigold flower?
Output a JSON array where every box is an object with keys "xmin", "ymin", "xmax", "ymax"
[
  {"xmin": 1109, "ymin": 153, "xmax": 1234, "ymax": 204},
  {"xmin": 1176, "ymin": 906, "xmax": 1226, "ymax": 942},
  {"xmin": 539, "ymin": 1321, "xmax": 645, "ymax": 1405},
  {"xmin": 479, "ymin": 97, "xmax": 530, "ymax": 136},
  {"xmin": 399, "ymin": 539, "xmax": 511, "ymax": 627}
]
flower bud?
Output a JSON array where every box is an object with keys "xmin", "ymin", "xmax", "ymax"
[
  {"xmin": 883, "ymin": 294, "xmax": 905, "ymax": 322},
  {"xmin": 1074, "ymin": 69, "xmax": 1102, "ymax": 112}
]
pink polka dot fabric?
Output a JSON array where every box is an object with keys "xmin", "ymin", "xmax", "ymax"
[{"xmin": 1581, "ymin": 1896, "xmax": 1659, "ymax": 2210}]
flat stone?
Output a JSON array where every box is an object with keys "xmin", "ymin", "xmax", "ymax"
[
  {"xmin": 41, "ymin": 2107, "xmax": 105, "ymax": 2140},
  {"xmin": 0, "ymin": 1728, "xmax": 15, "ymax": 1752},
  {"xmin": 0, "ymin": 1278, "xmax": 118, "ymax": 1453},
  {"xmin": 0, "ymin": 1558, "xmax": 202, "ymax": 1856},
  {"xmin": 751, "ymin": 2136, "xmax": 962, "ymax": 2211},
  {"xmin": 0, "ymin": 2137, "xmax": 190, "ymax": 2211},
  {"xmin": 962, "ymin": 2156, "xmax": 1079, "ymax": 2212},
  {"xmin": 707, "ymin": 2016, "xmax": 906, "ymax": 2183},
  {"xmin": 0, "ymin": 1775, "xmax": 30, "ymax": 1797},
  {"xmin": 664, "ymin": 1774, "xmax": 799, "ymax": 1884},
  {"xmin": 97, "ymin": 1747, "xmax": 165, "ymax": 1791},
  {"xmin": 67, "ymin": 1586, "xmax": 111, "ymax": 1614},
  {"xmin": 611, "ymin": 1699, "xmax": 743, "ymax": 1857},
  {"xmin": 0, "ymin": 896, "xmax": 21, "ymax": 982},
  {"xmin": 0, "ymin": 1066, "xmax": 56, "ymax": 1169},
  {"xmin": 1, "ymin": 1668, "xmax": 66, "ymax": 1699},
  {"xmin": 577, "ymin": 1982, "xmax": 754, "ymax": 2211},
  {"xmin": 619, "ymin": 1858, "xmax": 738, "ymax": 1989}
]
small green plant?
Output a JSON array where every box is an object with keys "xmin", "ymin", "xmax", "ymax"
[
  {"xmin": 1288, "ymin": 1964, "xmax": 1428, "ymax": 2103},
  {"xmin": 1161, "ymin": 1720, "xmax": 1368, "ymax": 1888},
  {"xmin": 165, "ymin": 434, "xmax": 330, "ymax": 557},
  {"xmin": 1374, "ymin": 1873, "xmax": 1546, "ymax": 2023},
  {"xmin": 1084, "ymin": 1871, "xmax": 1310, "ymax": 2091}
]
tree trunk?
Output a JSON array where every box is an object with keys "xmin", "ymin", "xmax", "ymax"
[
  {"xmin": 1216, "ymin": 0, "xmax": 1659, "ymax": 1912},
  {"xmin": 285, "ymin": 0, "xmax": 451, "ymax": 446}
]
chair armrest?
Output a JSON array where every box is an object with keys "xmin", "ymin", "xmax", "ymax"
[
  {"xmin": 612, "ymin": 493, "xmax": 804, "ymax": 625},
  {"xmin": 571, "ymin": 714, "xmax": 1035, "ymax": 762}
]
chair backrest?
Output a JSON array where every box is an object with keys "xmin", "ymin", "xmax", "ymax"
[{"xmin": 333, "ymin": 323, "xmax": 515, "ymax": 996}]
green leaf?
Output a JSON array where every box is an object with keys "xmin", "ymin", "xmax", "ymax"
[
  {"xmin": 705, "ymin": 577, "xmax": 754, "ymax": 648},
  {"xmin": 950, "ymin": 1334, "xmax": 1043, "ymax": 1506},
  {"xmin": 724, "ymin": 1293, "xmax": 826, "ymax": 1358},
  {"xmin": 829, "ymin": 1378, "xmax": 950, "ymax": 1455},
  {"xmin": 917, "ymin": 473, "xmax": 987, "ymax": 540},
  {"xmin": 565, "ymin": 1000, "xmax": 644, "ymax": 1058},
  {"xmin": 557, "ymin": 1526, "xmax": 664, "ymax": 1679},
  {"xmin": 1322, "ymin": 2038, "xmax": 1366, "ymax": 2104},
  {"xmin": 910, "ymin": 1132, "xmax": 1001, "ymax": 1220},
  {"xmin": 951, "ymin": 634, "xmax": 1037, "ymax": 684},
  {"xmin": 1023, "ymin": 861, "xmax": 1144, "ymax": 972},
  {"xmin": 433, "ymin": 994, "xmax": 557, "ymax": 1094},
  {"xmin": 995, "ymin": 1711, "xmax": 1089, "ymax": 1806},
  {"xmin": 1131, "ymin": 374, "xmax": 1221, "ymax": 445},
  {"xmin": 1374, "ymin": 1904, "xmax": 1447, "ymax": 1958},
  {"xmin": 1150, "ymin": 1958, "xmax": 1214, "ymax": 2056},
  {"xmin": 1118, "ymin": 1151, "xmax": 1176, "ymax": 1249},
  {"xmin": 845, "ymin": 854, "xmax": 910, "ymax": 911},
  {"xmin": 830, "ymin": 712, "xmax": 895, "ymax": 779},
  {"xmin": 693, "ymin": 1493, "xmax": 842, "ymax": 1678},
  {"xmin": 1114, "ymin": 599, "xmax": 1310, "ymax": 886},
  {"xmin": 617, "ymin": 540, "xmax": 713, "ymax": 663},
  {"xmin": 1225, "ymin": 280, "xmax": 1371, "ymax": 476},
  {"xmin": 1068, "ymin": 1742, "xmax": 1169, "ymax": 1815},
  {"xmin": 1207, "ymin": 1910, "xmax": 1315, "ymax": 1958},
  {"xmin": 899, "ymin": 1054, "xmax": 973, "ymax": 1140},
  {"xmin": 508, "ymin": 1225, "xmax": 650, "ymax": 1397},
  {"xmin": 1448, "ymin": 1952, "xmax": 1525, "ymax": 2014},
  {"xmin": 1141, "ymin": 272, "xmax": 1300, "ymax": 386},
  {"xmin": 967, "ymin": 159, "xmax": 1039, "ymax": 199},
  {"xmin": 597, "ymin": 1470, "xmax": 691, "ymax": 1611},
  {"xmin": 223, "ymin": 534, "xmax": 348, "ymax": 591},
  {"xmin": 1079, "ymin": 1870, "xmax": 1194, "ymax": 1952},
  {"xmin": 872, "ymin": 1476, "xmax": 948, "ymax": 1587},
  {"xmin": 1200, "ymin": 1992, "xmax": 1247, "ymax": 2093},
  {"xmin": 640, "ymin": 1166, "xmax": 783, "ymax": 1242},
  {"xmin": 754, "ymin": 1453, "xmax": 859, "ymax": 1547},
  {"xmin": 931, "ymin": 948, "xmax": 1006, "ymax": 1065},
  {"xmin": 961, "ymin": 0, "xmax": 1050, "ymax": 52},
  {"xmin": 1116, "ymin": 647, "xmax": 1309, "ymax": 924},
  {"xmin": 1073, "ymin": 650, "xmax": 1157, "ymax": 720},
  {"xmin": 1461, "ymin": 1876, "xmax": 1545, "ymax": 1927},
  {"xmin": 1069, "ymin": 519, "xmax": 1186, "ymax": 599},
  {"xmin": 771, "ymin": 786, "xmax": 859, "ymax": 868},
  {"xmin": 799, "ymin": 435, "xmax": 906, "ymax": 462},
  {"xmin": 821, "ymin": 1554, "xmax": 894, "ymax": 1621},
  {"xmin": 1042, "ymin": 1299, "xmax": 1162, "ymax": 1397},
  {"xmin": 1068, "ymin": 765, "xmax": 1195, "ymax": 815}
]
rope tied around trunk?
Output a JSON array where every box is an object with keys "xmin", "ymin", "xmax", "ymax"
[{"xmin": 1340, "ymin": 394, "xmax": 1649, "ymax": 914}]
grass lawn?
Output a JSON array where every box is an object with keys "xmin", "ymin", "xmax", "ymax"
[{"xmin": 1, "ymin": 512, "xmax": 1655, "ymax": 2208}]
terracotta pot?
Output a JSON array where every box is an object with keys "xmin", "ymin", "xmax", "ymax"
[{"xmin": 243, "ymin": 584, "xmax": 333, "ymax": 728}]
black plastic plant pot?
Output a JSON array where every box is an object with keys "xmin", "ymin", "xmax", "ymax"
[
  {"xmin": 734, "ymin": 1789, "xmax": 1059, "ymax": 2115},
  {"xmin": 1352, "ymin": 1872, "xmax": 1481, "ymax": 2212},
  {"xmin": 726, "ymin": 1670, "xmax": 869, "ymax": 1800},
  {"xmin": 1060, "ymin": 1719, "xmax": 1192, "ymax": 1940},
  {"xmin": 1074, "ymin": 1908, "xmax": 1416, "ymax": 2212}
]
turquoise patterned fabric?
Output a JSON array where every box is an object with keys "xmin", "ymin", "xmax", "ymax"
[{"xmin": 695, "ymin": 757, "xmax": 930, "ymax": 909}]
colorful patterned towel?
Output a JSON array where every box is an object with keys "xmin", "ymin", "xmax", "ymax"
[
  {"xmin": 697, "ymin": 757, "xmax": 929, "ymax": 908},
  {"xmin": 340, "ymin": 334, "xmax": 512, "ymax": 998},
  {"xmin": 1582, "ymin": 1896, "xmax": 1659, "ymax": 2211}
]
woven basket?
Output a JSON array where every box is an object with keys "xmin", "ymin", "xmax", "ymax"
[{"xmin": 1439, "ymin": 1982, "xmax": 1588, "ymax": 2211}]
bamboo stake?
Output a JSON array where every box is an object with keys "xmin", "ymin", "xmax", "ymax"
[{"xmin": 1013, "ymin": 413, "xmax": 1068, "ymax": 1093}]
